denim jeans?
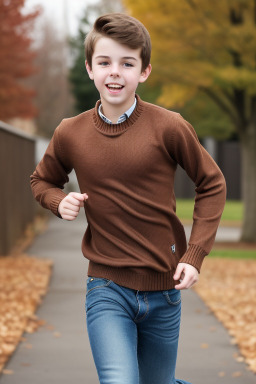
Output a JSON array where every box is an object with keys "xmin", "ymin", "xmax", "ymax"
[{"xmin": 85, "ymin": 276, "xmax": 192, "ymax": 384}]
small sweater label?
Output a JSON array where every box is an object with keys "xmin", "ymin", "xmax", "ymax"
[{"xmin": 171, "ymin": 244, "xmax": 176, "ymax": 253}]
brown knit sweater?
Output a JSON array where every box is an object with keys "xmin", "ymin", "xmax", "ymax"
[{"xmin": 30, "ymin": 95, "xmax": 226, "ymax": 290}]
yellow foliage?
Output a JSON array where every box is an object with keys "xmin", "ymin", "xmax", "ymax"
[
  {"xmin": 124, "ymin": 0, "xmax": 256, "ymax": 108},
  {"xmin": 157, "ymin": 84, "xmax": 197, "ymax": 109}
]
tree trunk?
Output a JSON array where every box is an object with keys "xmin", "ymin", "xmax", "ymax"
[{"xmin": 240, "ymin": 122, "xmax": 256, "ymax": 242}]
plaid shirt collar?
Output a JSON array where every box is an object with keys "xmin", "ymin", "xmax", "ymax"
[{"xmin": 98, "ymin": 98, "xmax": 137, "ymax": 124}]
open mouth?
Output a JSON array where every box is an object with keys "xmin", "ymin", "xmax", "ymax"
[{"xmin": 106, "ymin": 83, "xmax": 124, "ymax": 90}]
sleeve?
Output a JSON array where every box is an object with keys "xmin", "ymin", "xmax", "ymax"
[
  {"xmin": 30, "ymin": 123, "xmax": 73, "ymax": 218},
  {"xmin": 168, "ymin": 114, "xmax": 227, "ymax": 272}
]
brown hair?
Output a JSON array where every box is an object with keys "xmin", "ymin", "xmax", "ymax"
[{"xmin": 85, "ymin": 13, "xmax": 151, "ymax": 72}]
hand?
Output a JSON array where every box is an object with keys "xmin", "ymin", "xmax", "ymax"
[
  {"xmin": 58, "ymin": 192, "xmax": 88, "ymax": 221},
  {"xmin": 173, "ymin": 263, "xmax": 199, "ymax": 290}
]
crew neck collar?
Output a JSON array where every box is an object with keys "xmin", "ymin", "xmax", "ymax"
[
  {"xmin": 92, "ymin": 94, "xmax": 144, "ymax": 137},
  {"xmin": 98, "ymin": 98, "xmax": 137, "ymax": 125}
]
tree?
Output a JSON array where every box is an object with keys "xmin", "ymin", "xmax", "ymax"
[
  {"xmin": 124, "ymin": 0, "xmax": 256, "ymax": 242},
  {"xmin": 0, "ymin": 0, "xmax": 39, "ymax": 120},
  {"xmin": 29, "ymin": 17, "xmax": 75, "ymax": 137},
  {"xmin": 69, "ymin": 21, "xmax": 99, "ymax": 114}
]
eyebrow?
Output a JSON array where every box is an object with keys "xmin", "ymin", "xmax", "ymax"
[{"xmin": 95, "ymin": 55, "xmax": 138, "ymax": 61}]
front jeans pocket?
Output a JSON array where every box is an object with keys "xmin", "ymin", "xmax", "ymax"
[
  {"xmin": 162, "ymin": 289, "xmax": 181, "ymax": 306},
  {"xmin": 86, "ymin": 276, "xmax": 112, "ymax": 295}
]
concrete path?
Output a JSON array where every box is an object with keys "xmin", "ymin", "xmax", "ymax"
[
  {"xmin": 184, "ymin": 225, "xmax": 241, "ymax": 242},
  {"xmin": 0, "ymin": 214, "xmax": 254, "ymax": 384}
]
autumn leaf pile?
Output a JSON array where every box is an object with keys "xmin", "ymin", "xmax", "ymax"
[
  {"xmin": 0, "ymin": 255, "xmax": 53, "ymax": 372},
  {"xmin": 194, "ymin": 257, "xmax": 256, "ymax": 373}
]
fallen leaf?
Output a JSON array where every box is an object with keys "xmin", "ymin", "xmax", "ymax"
[
  {"xmin": 2, "ymin": 369, "xmax": 14, "ymax": 375},
  {"xmin": 193, "ymin": 257, "xmax": 256, "ymax": 374},
  {"xmin": 53, "ymin": 332, "xmax": 61, "ymax": 338},
  {"xmin": 232, "ymin": 371, "xmax": 242, "ymax": 377},
  {"xmin": 24, "ymin": 344, "xmax": 33, "ymax": 349},
  {"xmin": 236, "ymin": 356, "xmax": 245, "ymax": 363},
  {"xmin": 0, "ymin": 254, "xmax": 52, "ymax": 373},
  {"xmin": 46, "ymin": 325, "xmax": 55, "ymax": 331}
]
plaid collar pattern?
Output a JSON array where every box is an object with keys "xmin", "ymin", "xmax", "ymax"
[{"xmin": 98, "ymin": 98, "xmax": 137, "ymax": 124}]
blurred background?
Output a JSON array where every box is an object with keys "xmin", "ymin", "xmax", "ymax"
[
  {"xmin": 0, "ymin": 0, "xmax": 256, "ymax": 254},
  {"xmin": 0, "ymin": 1, "xmax": 256, "ymax": 379}
]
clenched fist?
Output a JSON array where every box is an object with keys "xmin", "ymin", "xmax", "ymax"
[
  {"xmin": 173, "ymin": 263, "xmax": 199, "ymax": 290},
  {"xmin": 58, "ymin": 192, "xmax": 88, "ymax": 221}
]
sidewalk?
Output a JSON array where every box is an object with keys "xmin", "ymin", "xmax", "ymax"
[
  {"xmin": 184, "ymin": 224, "xmax": 241, "ymax": 243},
  {"xmin": 0, "ymin": 214, "xmax": 254, "ymax": 384}
]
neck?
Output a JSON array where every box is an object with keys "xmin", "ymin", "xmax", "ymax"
[
  {"xmin": 101, "ymin": 107, "xmax": 122, "ymax": 124},
  {"xmin": 93, "ymin": 95, "xmax": 143, "ymax": 137},
  {"xmin": 100, "ymin": 96, "xmax": 136, "ymax": 124}
]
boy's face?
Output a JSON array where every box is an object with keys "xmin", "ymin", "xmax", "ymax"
[{"xmin": 86, "ymin": 37, "xmax": 151, "ymax": 115}]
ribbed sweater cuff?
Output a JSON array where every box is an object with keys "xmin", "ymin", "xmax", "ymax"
[
  {"xmin": 49, "ymin": 190, "xmax": 67, "ymax": 218},
  {"xmin": 179, "ymin": 244, "xmax": 207, "ymax": 273}
]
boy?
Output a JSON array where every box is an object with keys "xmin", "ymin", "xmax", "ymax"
[{"xmin": 30, "ymin": 13, "xmax": 226, "ymax": 384}]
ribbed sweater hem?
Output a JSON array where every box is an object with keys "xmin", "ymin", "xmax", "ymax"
[{"xmin": 87, "ymin": 261, "xmax": 179, "ymax": 291}]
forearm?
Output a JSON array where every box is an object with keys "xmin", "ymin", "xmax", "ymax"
[
  {"xmin": 30, "ymin": 170, "xmax": 68, "ymax": 216},
  {"xmin": 169, "ymin": 115, "xmax": 227, "ymax": 271},
  {"xmin": 30, "ymin": 125, "xmax": 72, "ymax": 217},
  {"xmin": 180, "ymin": 164, "xmax": 226, "ymax": 272}
]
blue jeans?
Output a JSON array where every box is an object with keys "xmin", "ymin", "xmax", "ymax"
[{"xmin": 85, "ymin": 276, "xmax": 192, "ymax": 384}]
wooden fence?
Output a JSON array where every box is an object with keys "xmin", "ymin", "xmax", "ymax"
[{"xmin": 0, "ymin": 121, "xmax": 36, "ymax": 255}]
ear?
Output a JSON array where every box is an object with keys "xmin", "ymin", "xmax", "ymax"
[
  {"xmin": 85, "ymin": 60, "xmax": 94, "ymax": 80},
  {"xmin": 139, "ymin": 64, "xmax": 152, "ymax": 84}
]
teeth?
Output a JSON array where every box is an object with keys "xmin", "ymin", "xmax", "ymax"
[{"xmin": 107, "ymin": 84, "xmax": 123, "ymax": 89}]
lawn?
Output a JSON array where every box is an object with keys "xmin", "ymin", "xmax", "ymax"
[
  {"xmin": 210, "ymin": 249, "xmax": 256, "ymax": 259},
  {"xmin": 176, "ymin": 199, "xmax": 256, "ymax": 259},
  {"xmin": 176, "ymin": 199, "xmax": 243, "ymax": 224}
]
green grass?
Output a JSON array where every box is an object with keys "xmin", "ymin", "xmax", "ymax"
[
  {"xmin": 209, "ymin": 249, "xmax": 256, "ymax": 259},
  {"xmin": 176, "ymin": 199, "xmax": 243, "ymax": 223},
  {"xmin": 176, "ymin": 199, "xmax": 194, "ymax": 220},
  {"xmin": 220, "ymin": 200, "xmax": 243, "ymax": 222}
]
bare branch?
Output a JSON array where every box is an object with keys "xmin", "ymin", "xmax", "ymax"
[{"xmin": 199, "ymin": 86, "xmax": 239, "ymax": 128}]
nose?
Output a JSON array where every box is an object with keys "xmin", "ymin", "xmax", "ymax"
[{"xmin": 110, "ymin": 63, "xmax": 120, "ymax": 77}]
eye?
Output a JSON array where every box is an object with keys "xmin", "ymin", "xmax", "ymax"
[
  {"xmin": 123, "ymin": 62, "xmax": 134, "ymax": 68},
  {"xmin": 99, "ymin": 61, "xmax": 109, "ymax": 66}
]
